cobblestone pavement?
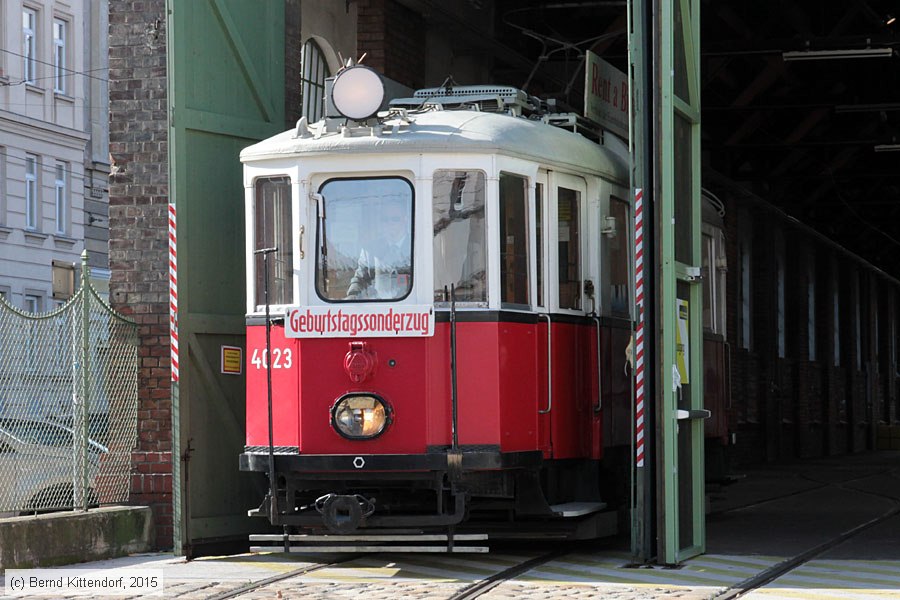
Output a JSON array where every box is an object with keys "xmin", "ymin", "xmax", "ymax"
[{"xmin": 3, "ymin": 546, "xmax": 900, "ymax": 599}]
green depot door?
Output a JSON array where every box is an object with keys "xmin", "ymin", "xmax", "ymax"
[
  {"xmin": 167, "ymin": 0, "xmax": 285, "ymax": 555},
  {"xmin": 657, "ymin": 0, "xmax": 706, "ymax": 564}
]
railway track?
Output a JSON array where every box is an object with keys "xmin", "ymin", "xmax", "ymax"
[
  {"xmin": 204, "ymin": 553, "xmax": 366, "ymax": 600},
  {"xmin": 200, "ymin": 464, "xmax": 899, "ymax": 600},
  {"xmin": 712, "ymin": 465, "xmax": 900, "ymax": 599}
]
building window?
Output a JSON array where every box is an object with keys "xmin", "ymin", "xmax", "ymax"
[
  {"xmin": 301, "ymin": 39, "xmax": 328, "ymax": 123},
  {"xmin": 0, "ymin": 147, "xmax": 6, "ymax": 225},
  {"xmin": 776, "ymin": 234, "xmax": 786, "ymax": 358},
  {"xmin": 25, "ymin": 154, "xmax": 38, "ymax": 230},
  {"xmin": 807, "ymin": 256, "xmax": 816, "ymax": 361},
  {"xmin": 739, "ymin": 233, "xmax": 752, "ymax": 350},
  {"xmin": 54, "ymin": 162, "xmax": 67, "ymax": 234},
  {"xmin": 854, "ymin": 273, "xmax": 862, "ymax": 371},
  {"xmin": 23, "ymin": 8, "xmax": 37, "ymax": 84},
  {"xmin": 53, "ymin": 19, "xmax": 66, "ymax": 94},
  {"xmin": 833, "ymin": 267, "xmax": 840, "ymax": 367},
  {"xmin": 24, "ymin": 294, "xmax": 42, "ymax": 313}
]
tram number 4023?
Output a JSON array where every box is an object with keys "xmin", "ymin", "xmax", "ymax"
[{"xmin": 250, "ymin": 348, "xmax": 293, "ymax": 370}]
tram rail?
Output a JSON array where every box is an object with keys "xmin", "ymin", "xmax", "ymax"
[{"xmin": 712, "ymin": 465, "xmax": 900, "ymax": 599}]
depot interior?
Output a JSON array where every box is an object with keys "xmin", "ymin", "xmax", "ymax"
[
  {"xmin": 362, "ymin": 4, "xmax": 900, "ymax": 457},
  {"xmin": 401, "ymin": 0, "xmax": 899, "ymax": 522}
]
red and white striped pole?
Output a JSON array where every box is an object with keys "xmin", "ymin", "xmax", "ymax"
[
  {"xmin": 168, "ymin": 203, "xmax": 179, "ymax": 383},
  {"xmin": 634, "ymin": 188, "xmax": 645, "ymax": 468}
]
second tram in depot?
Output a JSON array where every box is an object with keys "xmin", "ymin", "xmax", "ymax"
[{"xmin": 238, "ymin": 65, "xmax": 728, "ymax": 545}]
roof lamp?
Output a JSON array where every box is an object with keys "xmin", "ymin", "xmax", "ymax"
[
  {"xmin": 782, "ymin": 48, "xmax": 893, "ymax": 61},
  {"xmin": 330, "ymin": 66, "xmax": 385, "ymax": 121}
]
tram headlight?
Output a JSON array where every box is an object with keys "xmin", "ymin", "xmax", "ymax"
[
  {"xmin": 331, "ymin": 394, "xmax": 390, "ymax": 439},
  {"xmin": 330, "ymin": 65, "xmax": 385, "ymax": 121}
]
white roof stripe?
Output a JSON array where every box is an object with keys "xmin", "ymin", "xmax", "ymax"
[{"xmin": 241, "ymin": 110, "xmax": 629, "ymax": 181}]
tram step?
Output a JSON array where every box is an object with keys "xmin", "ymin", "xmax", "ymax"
[
  {"xmin": 249, "ymin": 533, "xmax": 489, "ymax": 553},
  {"xmin": 549, "ymin": 501, "xmax": 607, "ymax": 517}
]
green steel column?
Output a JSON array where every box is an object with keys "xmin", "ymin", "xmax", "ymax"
[{"xmin": 629, "ymin": 0, "xmax": 656, "ymax": 564}]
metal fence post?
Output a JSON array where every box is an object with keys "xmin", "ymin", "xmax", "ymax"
[{"xmin": 76, "ymin": 250, "xmax": 91, "ymax": 511}]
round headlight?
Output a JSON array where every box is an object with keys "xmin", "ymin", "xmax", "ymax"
[
  {"xmin": 331, "ymin": 394, "xmax": 391, "ymax": 439},
  {"xmin": 330, "ymin": 65, "xmax": 385, "ymax": 121}
]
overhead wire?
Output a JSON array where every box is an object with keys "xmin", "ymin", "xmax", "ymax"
[{"xmin": 0, "ymin": 48, "xmax": 108, "ymax": 85}]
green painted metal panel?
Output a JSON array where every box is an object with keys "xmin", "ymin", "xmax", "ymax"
[
  {"xmin": 631, "ymin": 0, "xmax": 704, "ymax": 564},
  {"xmin": 167, "ymin": 0, "xmax": 285, "ymax": 555},
  {"xmin": 657, "ymin": 0, "xmax": 704, "ymax": 564}
]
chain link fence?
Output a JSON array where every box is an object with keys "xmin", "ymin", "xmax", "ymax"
[{"xmin": 0, "ymin": 254, "xmax": 138, "ymax": 514}]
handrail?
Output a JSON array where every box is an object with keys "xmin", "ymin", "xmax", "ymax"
[{"xmin": 538, "ymin": 313, "xmax": 552, "ymax": 414}]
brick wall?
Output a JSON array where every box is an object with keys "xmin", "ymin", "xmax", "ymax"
[
  {"xmin": 357, "ymin": 0, "xmax": 425, "ymax": 89},
  {"xmin": 718, "ymin": 191, "xmax": 900, "ymax": 467},
  {"xmin": 285, "ymin": 0, "xmax": 303, "ymax": 129},
  {"xmin": 108, "ymin": 0, "xmax": 172, "ymax": 550}
]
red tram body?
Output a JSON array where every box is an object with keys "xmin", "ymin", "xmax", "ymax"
[{"xmin": 238, "ymin": 70, "xmax": 728, "ymax": 540}]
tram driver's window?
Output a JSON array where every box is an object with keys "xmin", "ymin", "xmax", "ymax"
[
  {"xmin": 254, "ymin": 177, "xmax": 293, "ymax": 309},
  {"xmin": 316, "ymin": 177, "xmax": 414, "ymax": 302},
  {"xmin": 499, "ymin": 173, "xmax": 530, "ymax": 308},
  {"xmin": 557, "ymin": 187, "xmax": 581, "ymax": 310},
  {"xmin": 433, "ymin": 170, "xmax": 487, "ymax": 305}
]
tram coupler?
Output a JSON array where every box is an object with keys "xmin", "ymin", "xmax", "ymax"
[{"xmin": 315, "ymin": 493, "xmax": 376, "ymax": 533}]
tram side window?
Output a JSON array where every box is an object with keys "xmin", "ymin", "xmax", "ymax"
[
  {"xmin": 607, "ymin": 197, "xmax": 630, "ymax": 316},
  {"xmin": 254, "ymin": 177, "xmax": 293, "ymax": 308},
  {"xmin": 557, "ymin": 187, "xmax": 581, "ymax": 310},
  {"xmin": 499, "ymin": 173, "xmax": 530, "ymax": 308},
  {"xmin": 536, "ymin": 183, "xmax": 544, "ymax": 308},
  {"xmin": 702, "ymin": 232, "xmax": 715, "ymax": 330},
  {"xmin": 433, "ymin": 170, "xmax": 487, "ymax": 305}
]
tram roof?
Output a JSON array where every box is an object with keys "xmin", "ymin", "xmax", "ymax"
[{"xmin": 240, "ymin": 109, "xmax": 629, "ymax": 182}]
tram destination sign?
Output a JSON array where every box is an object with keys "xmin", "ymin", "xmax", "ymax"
[
  {"xmin": 285, "ymin": 305, "xmax": 435, "ymax": 338},
  {"xmin": 584, "ymin": 50, "xmax": 629, "ymax": 141}
]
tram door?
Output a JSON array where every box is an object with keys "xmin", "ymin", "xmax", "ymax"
[{"xmin": 538, "ymin": 171, "xmax": 591, "ymax": 459}]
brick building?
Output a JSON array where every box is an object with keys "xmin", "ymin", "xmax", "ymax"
[{"xmin": 108, "ymin": 0, "xmax": 172, "ymax": 549}]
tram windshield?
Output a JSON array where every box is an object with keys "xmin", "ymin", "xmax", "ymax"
[{"xmin": 315, "ymin": 177, "xmax": 414, "ymax": 302}]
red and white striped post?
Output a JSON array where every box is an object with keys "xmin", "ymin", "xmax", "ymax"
[
  {"xmin": 634, "ymin": 188, "xmax": 645, "ymax": 468},
  {"xmin": 168, "ymin": 203, "xmax": 179, "ymax": 382}
]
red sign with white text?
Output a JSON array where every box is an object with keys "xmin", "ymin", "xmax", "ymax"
[{"xmin": 285, "ymin": 305, "xmax": 435, "ymax": 338}]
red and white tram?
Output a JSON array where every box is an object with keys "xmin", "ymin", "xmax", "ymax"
[{"xmin": 238, "ymin": 66, "xmax": 723, "ymax": 541}]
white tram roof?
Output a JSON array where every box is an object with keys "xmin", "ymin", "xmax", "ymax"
[{"xmin": 240, "ymin": 109, "xmax": 629, "ymax": 182}]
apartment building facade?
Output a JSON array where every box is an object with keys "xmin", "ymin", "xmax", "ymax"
[{"xmin": 0, "ymin": 0, "xmax": 109, "ymax": 310}]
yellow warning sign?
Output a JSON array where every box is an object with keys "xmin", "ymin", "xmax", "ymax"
[
  {"xmin": 221, "ymin": 346, "xmax": 243, "ymax": 375},
  {"xmin": 675, "ymin": 299, "xmax": 690, "ymax": 384}
]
